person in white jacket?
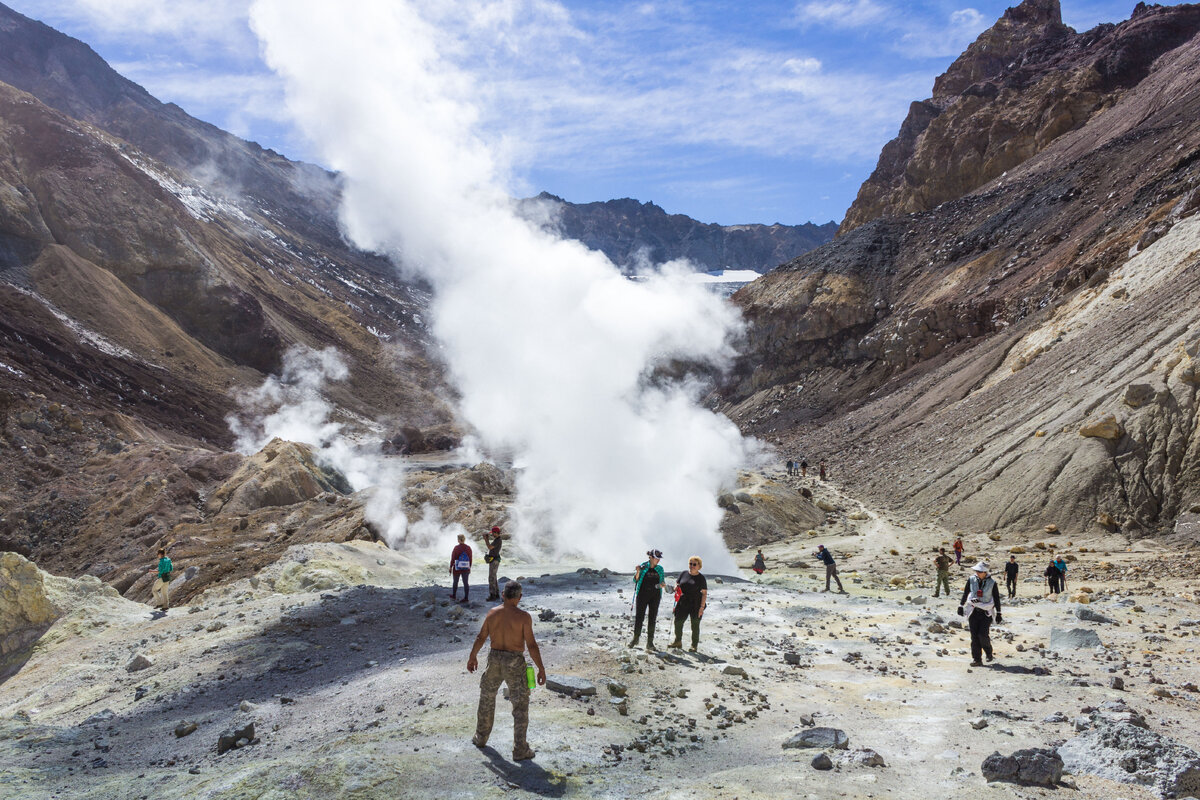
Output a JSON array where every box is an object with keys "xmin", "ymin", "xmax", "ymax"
[{"xmin": 958, "ymin": 560, "xmax": 1002, "ymax": 666}]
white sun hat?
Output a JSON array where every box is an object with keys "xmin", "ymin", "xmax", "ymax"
[{"xmin": 972, "ymin": 561, "xmax": 990, "ymax": 573}]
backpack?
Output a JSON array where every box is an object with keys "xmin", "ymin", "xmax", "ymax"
[{"xmin": 454, "ymin": 553, "xmax": 471, "ymax": 571}]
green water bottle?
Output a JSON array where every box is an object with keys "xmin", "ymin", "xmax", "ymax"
[{"xmin": 526, "ymin": 665, "xmax": 536, "ymax": 690}]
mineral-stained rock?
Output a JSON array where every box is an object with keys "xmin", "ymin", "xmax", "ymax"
[
  {"xmin": 1057, "ymin": 717, "xmax": 1200, "ymax": 798},
  {"xmin": 783, "ymin": 727, "xmax": 849, "ymax": 750},
  {"xmin": 1050, "ymin": 628, "xmax": 1101, "ymax": 650},
  {"xmin": 1079, "ymin": 415, "xmax": 1125, "ymax": 441},
  {"xmin": 981, "ymin": 747, "xmax": 1063, "ymax": 786},
  {"xmin": 205, "ymin": 439, "xmax": 350, "ymax": 516}
]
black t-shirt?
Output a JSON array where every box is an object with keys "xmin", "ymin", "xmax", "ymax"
[
  {"xmin": 487, "ymin": 537, "xmax": 502, "ymax": 562},
  {"xmin": 1005, "ymin": 561, "xmax": 1018, "ymax": 578},
  {"xmin": 676, "ymin": 571, "xmax": 708, "ymax": 613}
]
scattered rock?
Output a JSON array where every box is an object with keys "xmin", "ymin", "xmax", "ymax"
[
  {"xmin": 1074, "ymin": 606, "xmax": 1116, "ymax": 624},
  {"xmin": 970, "ymin": 717, "xmax": 988, "ymax": 730},
  {"xmin": 125, "ymin": 653, "xmax": 153, "ymax": 672},
  {"xmin": 1049, "ymin": 628, "xmax": 1101, "ymax": 651},
  {"xmin": 538, "ymin": 609, "xmax": 556, "ymax": 622},
  {"xmin": 217, "ymin": 722, "xmax": 256, "ymax": 755},
  {"xmin": 981, "ymin": 748, "xmax": 1064, "ymax": 786},
  {"xmin": 609, "ymin": 697, "xmax": 628, "ymax": 716},
  {"xmin": 606, "ymin": 679, "xmax": 627, "ymax": 698},
  {"xmin": 849, "ymin": 748, "xmax": 887, "ymax": 767},
  {"xmin": 545, "ymin": 675, "xmax": 596, "ymax": 696},
  {"xmin": 784, "ymin": 652, "xmax": 802, "ymax": 665},
  {"xmin": 1079, "ymin": 415, "xmax": 1125, "ymax": 441},
  {"xmin": 1109, "ymin": 677, "xmax": 1125, "ymax": 691},
  {"xmin": 174, "ymin": 721, "xmax": 197, "ymax": 738},
  {"xmin": 1058, "ymin": 716, "xmax": 1200, "ymax": 797},
  {"xmin": 722, "ymin": 665, "xmax": 748, "ymax": 678},
  {"xmin": 783, "ymin": 727, "xmax": 849, "ymax": 750},
  {"xmin": 1122, "ymin": 383, "xmax": 1156, "ymax": 408},
  {"xmin": 811, "ymin": 753, "xmax": 833, "ymax": 770}
]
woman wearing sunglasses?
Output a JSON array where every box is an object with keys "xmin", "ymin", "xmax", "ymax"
[{"xmin": 669, "ymin": 556, "xmax": 708, "ymax": 652}]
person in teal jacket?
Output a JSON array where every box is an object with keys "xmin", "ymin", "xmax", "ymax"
[
  {"xmin": 628, "ymin": 549, "xmax": 666, "ymax": 651},
  {"xmin": 151, "ymin": 547, "xmax": 173, "ymax": 611}
]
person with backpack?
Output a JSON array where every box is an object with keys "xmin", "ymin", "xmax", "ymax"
[
  {"xmin": 1004, "ymin": 555, "xmax": 1019, "ymax": 598},
  {"xmin": 933, "ymin": 547, "xmax": 953, "ymax": 597},
  {"xmin": 958, "ymin": 560, "xmax": 1002, "ymax": 666},
  {"xmin": 668, "ymin": 556, "xmax": 707, "ymax": 652},
  {"xmin": 485, "ymin": 527, "xmax": 503, "ymax": 601},
  {"xmin": 814, "ymin": 545, "xmax": 846, "ymax": 593},
  {"xmin": 450, "ymin": 533, "xmax": 473, "ymax": 603},
  {"xmin": 752, "ymin": 550, "xmax": 766, "ymax": 575},
  {"xmin": 952, "ymin": 536, "xmax": 964, "ymax": 565},
  {"xmin": 628, "ymin": 549, "xmax": 666, "ymax": 651},
  {"xmin": 1054, "ymin": 556, "xmax": 1068, "ymax": 591},
  {"xmin": 1044, "ymin": 559, "xmax": 1062, "ymax": 595},
  {"xmin": 150, "ymin": 547, "xmax": 173, "ymax": 611}
]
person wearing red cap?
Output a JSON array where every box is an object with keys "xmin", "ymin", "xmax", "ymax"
[{"xmin": 485, "ymin": 526, "xmax": 504, "ymax": 601}]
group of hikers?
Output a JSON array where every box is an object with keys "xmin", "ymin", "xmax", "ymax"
[
  {"xmin": 935, "ymin": 543, "xmax": 1071, "ymax": 599},
  {"xmin": 785, "ymin": 458, "xmax": 827, "ymax": 480}
]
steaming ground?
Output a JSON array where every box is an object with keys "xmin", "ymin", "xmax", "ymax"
[{"xmin": 3, "ymin": 472, "xmax": 1199, "ymax": 800}]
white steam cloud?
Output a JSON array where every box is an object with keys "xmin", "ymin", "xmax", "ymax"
[{"xmin": 250, "ymin": 0, "xmax": 756, "ymax": 572}]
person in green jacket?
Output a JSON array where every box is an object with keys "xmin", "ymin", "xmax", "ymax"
[
  {"xmin": 628, "ymin": 549, "xmax": 666, "ymax": 651},
  {"xmin": 151, "ymin": 547, "xmax": 173, "ymax": 611}
]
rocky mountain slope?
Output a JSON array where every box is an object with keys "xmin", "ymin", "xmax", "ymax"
[
  {"xmin": 520, "ymin": 192, "xmax": 837, "ymax": 274},
  {"xmin": 726, "ymin": 0, "xmax": 1200, "ymax": 538}
]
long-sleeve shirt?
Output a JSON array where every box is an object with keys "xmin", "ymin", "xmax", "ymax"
[
  {"xmin": 960, "ymin": 577, "xmax": 1001, "ymax": 617},
  {"xmin": 815, "ymin": 549, "xmax": 835, "ymax": 566},
  {"xmin": 450, "ymin": 543, "xmax": 472, "ymax": 573}
]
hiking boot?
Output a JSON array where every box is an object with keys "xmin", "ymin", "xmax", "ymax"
[
  {"xmin": 687, "ymin": 646, "xmax": 697, "ymax": 653},
  {"xmin": 513, "ymin": 747, "xmax": 536, "ymax": 761},
  {"xmin": 472, "ymin": 734, "xmax": 487, "ymax": 748},
  {"xmin": 969, "ymin": 660, "xmax": 983, "ymax": 667},
  {"xmin": 627, "ymin": 636, "xmax": 640, "ymax": 648},
  {"xmin": 668, "ymin": 639, "xmax": 682, "ymax": 649},
  {"xmin": 645, "ymin": 638, "xmax": 656, "ymax": 652},
  {"xmin": 837, "ymin": 590, "xmax": 848, "ymax": 594},
  {"xmin": 985, "ymin": 653, "xmax": 994, "ymax": 662}
]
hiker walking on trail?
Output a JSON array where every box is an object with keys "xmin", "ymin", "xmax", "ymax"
[
  {"xmin": 786, "ymin": 459, "xmax": 794, "ymax": 476},
  {"xmin": 814, "ymin": 545, "xmax": 846, "ymax": 593},
  {"xmin": 752, "ymin": 550, "xmax": 766, "ymax": 575},
  {"xmin": 485, "ymin": 527, "xmax": 503, "ymax": 601},
  {"xmin": 958, "ymin": 560, "xmax": 1002, "ymax": 666},
  {"xmin": 468, "ymin": 581, "xmax": 546, "ymax": 761},
  {"xmin": 150, "ymin": 547, "xmax": 173, "ymax": 611},
  {"xmin": 1004, "ymin": 556, "xmax": 1019, "ymax": 598},
  {"xmin": 800, "ymin": 459, "xmax": 808, "ymax": 478},
  {"xmin": 953, "ymin": 536, "xmax": 964, "ymax": 565},
  {"xmin": 1054, "ymin": 556, "xmax": 1068, "ymax": 592},
  {"xmin": 933, "ymin": 547, "xmax": 953, "ymax": 597},
  {"xmin": 669, "ymin": 556, "xmax": 708, "ymax": 652},
  {"xmin": 818, "ymin": 460, "xmax": 827, "ymax": 481},
  {"xmin": 450, "ymin": 533, "xmax": 473, "ymax": 603},
  {"xmin": 629, "ymin": 549, "xmax": 666, "ymax": 651},
  {"xmin": 1044, "ymin": 559, "xmax": 1062, "ymax": 595}
]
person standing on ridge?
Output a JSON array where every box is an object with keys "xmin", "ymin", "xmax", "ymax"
[
  {"xmin": 752, "ymin": 550, "xmax": 766, "ymax": 575},
  {"xmin": 818, "ymin": 460, "xmax": 827, "ymax": 481},
  {"xmin": 958, "ymin": 560, "xmax": 1002, "ymax": 666},
  {"xmin": 800, "ymin": 458, "xmax": 808, "ymax": 478},
  {"xmin": 468, "ymin": 581, "xmax": 546, "ymax": 761},
  {"xmin": 814, "ymin": 544, "xmax": 846, "ymax": 593},
  {"xmin": 1044, "ymin": 559, "xmax": 1062, "ymax": 595},
  {"xmin": 450, "ymin": 533, "xmax": 473, "ymax": 603},
  {"xmin": 1054, "ymin": 556, "xmax": 1068, "ymax": 592},
  {"xmin": 485, "ymin": 527, "xmax": 503, "ymax": 601},
  {"xmin": 933, "ymin": 547, "xmax": 953, "ymax": 597},
  {"xmin": 1004, "ymin": 555, "xmax": 1019, "ymax": 598},
  {"xmin": 953, "ymin": 536, "xmax": 964, "ymax": 565},
  {"xmin": 669, "ymin": 556, "xmax": 708, "ymax": 652},
  {"xmin": 150, "ymin": 547, "xmax": 173, "ymax": 611},
  {"xmin": 629, "ymin": 549, "xmax": 666, "ymax": 651}
]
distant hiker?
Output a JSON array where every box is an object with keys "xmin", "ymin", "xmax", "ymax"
[
  {"xmin": 1044, "ymin": 559, "xmax": 1062, "ymax": 595},
  {"xmin": 1054, "ymin": 556, "xmax": 1068, "ymax": 591},
  {"xmin": 814, "ymin": 545, "xmax": 846, "ymax": 593},
  {"xmin": 752, "ymin": 550, "xmax": 766, "ymax": 575},
  {"xmin": 800, "ymin": 459, "xmax": 808, "ymax": 478},
  {"xmin": 786, "ymin": 459, "xmax": 794, "ymax": 476},
  {"xmin": 629, "ymin": 549, "xmax": 666, "ymax": 651},
  {"xmin": 818, "ymin": 460, "xmax": 827, "ymax": 481},
  {"xmin": 952, "ymin": 536, "xmax": 964, "ymax": 565},
  {"xmin": 485, "ymin": 527, "xmax": 503, "ymax": 601},
  {"xmin": 958, "ymin": 560, "xmax": 1002, "ymax": 666},
  {"xmin": 467, "ymin": 581, "xmax": 546, "ymax": 761},
  {"xmin": 450, "ymin": 533, "xmax": 472, "ymax": 603},
  {"xmin": 1004, "ymin": 556, "xmax": 1019, "ymax": 598},
  {"xmin": 150, "ymin": 547, "xmax": 173, "ymax": 611},
  {"xmin": 933, "ymin": 547, "xmax": 953, "ymax": 597},
  {"xmin": 669, "ymin": 556, "xmax": 708, "ymax": 652}
]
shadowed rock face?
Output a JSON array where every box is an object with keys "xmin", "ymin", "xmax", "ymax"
[{"xmin": 728, "ymin": 1, "xmax": 1200, "ymax": 536}]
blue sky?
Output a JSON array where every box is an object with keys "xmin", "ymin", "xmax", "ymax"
[{"xmin": 9, "ymin": 0, "xmax": 1176, "ymax": 225}]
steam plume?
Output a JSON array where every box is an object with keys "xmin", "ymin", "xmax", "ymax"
[{"xmin": 250, "ymin": 0, "xmax": 755, "ymax": 571}]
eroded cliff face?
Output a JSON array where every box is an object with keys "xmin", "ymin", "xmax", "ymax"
[
  {"xmin": 840, "ymin": 0, "xmax": 1200, "ymax": 235},
  {"xmin": 729, "ymin": 0, "xmax": 1200, "ymax": 536}
]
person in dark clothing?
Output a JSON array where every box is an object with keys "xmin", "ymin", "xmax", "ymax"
[
  {"xmin": 752, "ymin": 550, "xmax": 766, "ymax": 575},
  {"xmin": 818, "ymin": 460, "xmax": 827, "ymax": 481},
  {"xmin": 485, "ymin": 527, "xmax": 503, "ymax": 601},
  {"xmin": 1054, "ymin": 556, "xmax": 1068, "ymax": 591},
  {"xmin": 814, "ymin": 545, "xmax": 846, "ymax": 593},
  {"xmin": 1004, "ymin": 556, "xmax": 1019, "ymax": 598},
  {"xmin": 799, "ymin": 459, "xmax": 808, "ymax": 478},
  {"xmin": 1044, "ymin": 560, "xmax": 1062, "ymax": 595},
  {"xmin": 958, "ymin": 560, "xmax": 1002, "ymax": 666},
  {"xmin": 933, "ymin": 547, "xmax": 953, "ymax": 597},
  {"xmin": 669, "ymin": 556, "xmax": 707, "ymax": 652},
  {"xmin": 629, "ymin": 549, "xmax": 666, "ymax": 651},
  {"xmin": 786, "ymin": 459, "xmax": 794, "ymax": 476},
  {"xmin": 450, "ymin": 533, "xmax": 473, "ymax": 602}
]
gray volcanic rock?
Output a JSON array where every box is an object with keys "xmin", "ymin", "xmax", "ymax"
[
  {"xmin": 520, "ymin": 193, "xmax": 836, "ymax": 275},
  {"xmin": 1057, "ymin": 718, "xmax": 1200, "ymax": 798},
  {"xmin": 981, "ymin": 747, "xmax": 1064, "ymax": 786},
  {"xmin": 1050, "ymin": 628, "xmax": 1102, "ymax": 650},
  {"xmin": 545, "ymin": 675, "xmax": 596, "ymax": 696},
  {"xmin": 783, "ymin": 727, "xmax": 849, "ymax": 750}
]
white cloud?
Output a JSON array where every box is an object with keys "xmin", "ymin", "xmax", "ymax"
[
  {"xmin": 27, "ymin": 0, "xmax": 254, "ymax": 50},
  {"xmin": 795, "ymin": 0, "xmax": 889, "ymax": 28}
]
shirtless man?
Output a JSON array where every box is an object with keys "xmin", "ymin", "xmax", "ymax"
[{"xmin": 467, "ymin": 581, "xmax": 546, "ymax": 760}]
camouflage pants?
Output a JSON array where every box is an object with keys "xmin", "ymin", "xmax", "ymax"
[
  {"xmin": 473, "ymin": 650, "xmax": 529, "ymax": 755},
  {"xmin": 934, "ymin": 570, "xmax": 951, "ymax": 596},
  {"xmin": 488, "ymin": 560, "xmax": 500, "ymax": 598}
]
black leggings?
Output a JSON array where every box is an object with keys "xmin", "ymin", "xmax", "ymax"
[
  {"xmin": 968, "ymin": 608, "xmax": 993, "ymax": 662},
  {"xmin": 452, "ymin": 571, "xmax": 470, "ymax": 600},
  {"xmin": 1006, "ymin": 576, "xmax": 1017, "ymax": 597},
  {"xmin": 633, "ymin": 592, "xmax": 660, "ymax": 640}
]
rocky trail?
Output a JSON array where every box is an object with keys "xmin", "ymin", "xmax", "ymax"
[{"xmin": 3, "ymin": 470, "xmax": 1200, "ymax": 799}]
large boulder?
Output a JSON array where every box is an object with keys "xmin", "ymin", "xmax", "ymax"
[
  {"xmin": 783, "ymin": 727, "xmax": 849, "ymax": 750},
  {"xmin": 982, "ymin": 747, "xmax": 1063, "ymax": 786},
  {"xmin": 205, "ymin": 439, "xmax": 350, "ymax": 516},
  {"xmin": 1057, "ymin": 717, "xmax": 1200, "ymax": 798},
  {"xmin": 1049, "ymin": 628, "xmax": 1102, "ymax": 650}
]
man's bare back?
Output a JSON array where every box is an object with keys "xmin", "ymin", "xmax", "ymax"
[{"xmin": 466, "ymin": 586, "xmax": 546, "ymax": 683}]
